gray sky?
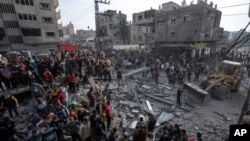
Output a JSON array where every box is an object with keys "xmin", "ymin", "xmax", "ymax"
[{"xmin": 58, "ymin": 0, "xmax": 250, "ymax": 32}]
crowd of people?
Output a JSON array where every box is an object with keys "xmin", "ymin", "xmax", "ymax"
[{"xmin": 1, "ymin": 48, "xmax": 248, "ymax": 141}]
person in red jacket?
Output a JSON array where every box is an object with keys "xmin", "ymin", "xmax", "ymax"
[
  {"xmin": 57, "ymin": 89, "xmax": 65, "ymax": 106},
  {"xmin": 68, "ymin": 72, "xmax": 77, "ymax": 93},
  {"xmin": 43, "ymin": 68, "xmax": 54, "ymax": 90},
  {"xmin": 105, "ymin": 101, "xmax": 112, "ymax": 130}
]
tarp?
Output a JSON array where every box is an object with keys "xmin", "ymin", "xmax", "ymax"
[{"xmin": 59, "ymin": 44, "xmax": 78, "ymax": 52}]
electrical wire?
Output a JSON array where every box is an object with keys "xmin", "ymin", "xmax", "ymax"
[
  {"xmin": 67, "ymin": 4, "xmax": 95, "ymax": 22},
  {"xmin": 218, "ymin": 3, "xmax": 250, "ymax": 9},
  {"xmin": 223, "ymin": 13, "xmax": 248, "ymax": 16}
]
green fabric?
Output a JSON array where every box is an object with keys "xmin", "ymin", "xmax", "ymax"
[{"xmin": 68, "ymin": 101, "xmax": 81, "ymax": 107}]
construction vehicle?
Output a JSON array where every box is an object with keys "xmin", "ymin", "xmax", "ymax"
[{"xmin": 184, "ymin": 60, "xmax": 242, "ymax": 105}]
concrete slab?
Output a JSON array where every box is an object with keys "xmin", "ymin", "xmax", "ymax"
[
  {"xmin": 124, "ymin": 67, "xmax": 150, "ymax": 78},
  {"xmin": 145, "ymin": 94, "xmax": 173, "ymax": 106}
]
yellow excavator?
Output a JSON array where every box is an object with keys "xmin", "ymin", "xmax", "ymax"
[{"xmin": 183, "ymin": 60, "xmax": 242, "ymax": 105}]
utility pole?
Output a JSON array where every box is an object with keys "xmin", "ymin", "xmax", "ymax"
[{"xmin": 94, "ymin": 0, "xmax": 110, "ymax": 51}]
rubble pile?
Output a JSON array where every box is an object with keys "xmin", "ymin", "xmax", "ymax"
[{"xmin": 13, "ymin": 65, "xmax": 248, "ymax": 141}]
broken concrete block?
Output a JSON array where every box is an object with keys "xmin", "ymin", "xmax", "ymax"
[
  {"xmin": 175, "ymin": 111, "xmax": 183, "ymax": 117},
  {"xmin": 127, "ymin": 112, "xmax": 135, "ymax": 118},
  {"xmin": 142, "ymin": 85, "xmax": 151, "ymax": 89},
  {"xmin": 131, "ymin": 109, "xmax": 140, "ymax": 114}
]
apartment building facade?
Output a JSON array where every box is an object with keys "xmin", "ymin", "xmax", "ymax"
[
  {"xmin": 154, "ymin": 1, "xmax": 223, "ymax": 58},
  {"xmin": 98, "ymin": 10, "xmax": 129, "ymax": 49},
  {"xmin": 0, "ymin": 0, "xmax": 61, "ymax": 53},
  {"xmin": 63, "ymin": 22, "xmax": 75, "ymax": 36},
  {"xmin": 131, "ymin": 8, "xmax": 157, "ymax": 48}
]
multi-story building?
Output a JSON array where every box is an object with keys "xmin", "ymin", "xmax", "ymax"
[
  {"xmin": 63, "ymin": 22, "xmax": 74, "ymax": 36},
  {"xmin": 131, "ymin": 8, "xmax": 157, "ymax": 48},
  {"xmin": 76, "ymin": 29, "xmax": 95, "ymax": 42},
  {"xmin": 154, "ymin": 0, "xmax": 223, "ymax": 58},
  {"xmin": 75, "ymin": 29, "xmax": 95, "ymax": 48},
  {"xmin": 0, "ymin": 0, "xmax": 61, "ymax": 53},
  {"xmin": 98, "ymin": 10, "xmax": 129, "ymax": 49}
]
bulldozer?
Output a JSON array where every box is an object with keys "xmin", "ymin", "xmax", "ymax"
[{"xmin": 183, "ymin": 60, "xmax": 242, "ymax": 105}]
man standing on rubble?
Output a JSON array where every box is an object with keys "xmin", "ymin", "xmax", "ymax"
[{"xmin": 176, "ymin": 88, "xmax": 183, "ymax": 106}]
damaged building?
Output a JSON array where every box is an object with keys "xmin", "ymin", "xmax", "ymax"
[
  {"xmin": 154, "ymin": 0, "xmax": 223, "ymax": 59},
  {"xmin": 130, "ymin": 0, "xmax": 223, "ymax": 60}
]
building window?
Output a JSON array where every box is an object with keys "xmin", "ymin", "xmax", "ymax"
[
  {"xmin": 157, "ymin": 20, "xmax": 165, "ymax": 24},
  {"xmin": 18, "ymin": 14, "xmax": 23, "ymax": 20},
  {"xmin": 183, "ymin": 15, "xmax": 190, "ymax": 22},
  {"xmin": 21, "ymin": 28, "xmax": 42, "ymax": 36},
  {"xmin": 23, "ymin": 14, "xmax": 28, "ymax": 20},
  {"xmin": 42, "ymin": 17, "xmax": 53, "ymax": 23},
  {"xmin": 16, "ymin": 0, "xmax": 34, "ymax": 6},
  {"xmin": 169, "ymin": 31, "xmax": 175, "ymax": 36},
  {"xmin": 8, "ymin": 35, "xmax": 23, "ymax": 44},
  {"xmin": 138, "ymin": 15, "xmax": 143, "ymax": 20},
  {"xmin": 18, "ymin": 14, "xmax": 37, "ymax": 21},
  {"xmin": 15, "ymin": 0, "xmax": 20, "ymax": 4},
  {"xmin": 170, "ymin": 18, "xmax": 176, "ymax": 24},
  {"xmin": 33, "ymin": 15, "xmax": 37, "ymax": 20},
  {"xmin": 0, "ymin": 28, "xmax": 6, "ymax": 40},
  {"xmin": 46, "ymin": 32, "xmax": 55, "ymax": 37},
  {"xmin": 3, "ymin": 21, "xmax": 19, "ymax": 28},
  {"xmin": 0, "ymin": 4, "xmax": 16, "ymax": 13},
  {"xmin": 40, "ymin": 3, "xmax": 51, "ymax": 9}
]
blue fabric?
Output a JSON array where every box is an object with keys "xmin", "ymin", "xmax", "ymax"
[
  {"xmin": 0, "ymin": 68, "xmax": 10, "ymax": 75},
  {"xmin": 55, "ymin": 106, "xmax": 68, "ymax": 120},
  {"xmin": 41, "ymin": 127, "xmax": 57, "ymax": 141}
]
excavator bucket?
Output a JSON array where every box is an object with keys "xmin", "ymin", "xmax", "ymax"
[{"xmin": 183, "ymin": 82, "xmax": 211, "ymax": 105}]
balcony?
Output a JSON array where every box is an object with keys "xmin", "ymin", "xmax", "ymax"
[
  {"xmin": 23, "ymin": 37, "xmax": 45, "ymax": 44},
  {"xmin": 56, "ymin": 10, "xmax": 61, "ymax": 20},
  {"xmin": 133, "ymin": 17, "xmax": 155, "ymax": 25},
  {"xmin": 18, "ymin": 21, "xmax": 39, "ymax": 28},
  {"xmin": 53, "ymin": 0, "xmax": 59, "ymax": 8}
]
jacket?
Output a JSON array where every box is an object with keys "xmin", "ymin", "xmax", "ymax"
[
  {"xmin": 1, "ymin": 96, "xmax": 18, "ymax": 107},
  {"xmin": 79, "ymin": 121, "xmax": 91, "ymax": 140},
  {"xmin": 31, "ymin": 83, "xmax": 45, "ymax": 98}
]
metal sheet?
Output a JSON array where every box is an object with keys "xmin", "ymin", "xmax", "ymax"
[
  {"xmin": 146, "ymin": 100, "xmax": 153, "ymax": 111},
  {"xmin": 156, "ymin": 112, "xmax": 173, "ymax": 126}
]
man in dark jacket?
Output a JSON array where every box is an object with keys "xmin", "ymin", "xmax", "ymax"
[
  {"xmin": 133, "ymin": 126, "xmax": 140, "ymax": 141},
  {"xmin": 108, "ymin": 127, "xmax": 117, "ymax": 141}
]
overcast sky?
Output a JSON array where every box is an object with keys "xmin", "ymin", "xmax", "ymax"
[{"xmin": 58, "ymin": 0, "xmax": 250, "ymax": 32}]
